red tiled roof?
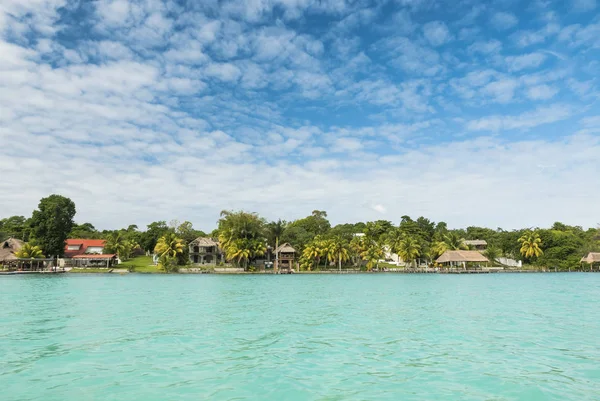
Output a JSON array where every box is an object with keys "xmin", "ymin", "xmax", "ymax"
[
  {"xmin": 72, "ymin": 254, "xmax": 116, "ymax": 259},
  {"xmin": 64, "ymin": 239, "xmax": 106, "ymax": 257}
]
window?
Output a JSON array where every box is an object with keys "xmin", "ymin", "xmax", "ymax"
[{"xmin": 67, "ymin": 245, "xmax": 81, "ymax": 250}]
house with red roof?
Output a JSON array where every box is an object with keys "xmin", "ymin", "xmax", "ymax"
[{"xmin": 64, "ymin": 239, "xmax": 106, "ymax": 258}]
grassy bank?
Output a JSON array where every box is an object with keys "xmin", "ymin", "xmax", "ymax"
[
  {"xmin": 118, "ymin": 256, "xmax": 163, "ymax": 273},
  {"xmin": 69, "ymin": 256, "xmax": 164, "ymax": 273}
]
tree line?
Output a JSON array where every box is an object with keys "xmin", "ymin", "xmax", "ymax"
[{"xmin": 1, "ymin": 195, "xmax": 599, "ymax": 271}]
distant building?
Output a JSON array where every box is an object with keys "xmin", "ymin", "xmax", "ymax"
[
  {"xmin": 580, "ymin": 252, "xmax": 600, "ymax": 270},
  {"xmin": 189, "ymin": 237, "xmax": 221, "ymax": 265},
  {"xmin": 436, "ymin": 250, "xmax": 489, "ymax": 268},
  {"xmin": 64, "ymin": 239, "xmax": 106, "ymax": 257},
  {"xmin": 463, "ymin": 239, "xmax": 487, "ymax": 250},
  {"xmin": 274, "ymin": 243, "xmax": 296, "ymax": 272}
]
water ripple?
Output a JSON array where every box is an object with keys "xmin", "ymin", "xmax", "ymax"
[{"xmin": 1, "ymin": 274, "xmax": 600, "ymax": 400}]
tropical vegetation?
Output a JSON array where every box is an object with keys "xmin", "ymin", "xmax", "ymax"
[{"xmin": 2, "ymin": 195, "xmax": 600, "ymax": 272}]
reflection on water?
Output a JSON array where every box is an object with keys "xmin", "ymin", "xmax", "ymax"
[{"xmin": 1, "ymin": 274, "xmax": 599, "ymax": 401}]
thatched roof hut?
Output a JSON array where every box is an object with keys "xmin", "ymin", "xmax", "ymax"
[
  {"xmin": 0, "ymin": 238, "xmax": 24, "ymax": 262},
  {"xmin": 436, "ymin": 250, "xmax": 489, "ymax": 265},
  {"xmin": 580, "ymin": 252, "xmax": 600, "ymax": 264},
  {"xmin": 463, "ymin": 239, "xmax": 487, "ymax": 250},
  {"xmin": 275, "ymin": 243, "xmax": 296, "ymax": 254}
]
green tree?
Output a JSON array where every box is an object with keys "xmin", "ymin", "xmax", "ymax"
[
  {"xmin": 140, "ymin": 221, "xmax": 171, "ymax": 252},
  {"xmin": 15, "ymin": 243, "xmax": 45, "ymax": 258},
  {"xmin": 361, "ymin": 242, "xmax": 384, "ymax": 271},
  {"xmin": 104, "ymin": 232, "xmax": 127, "ymax": 259},
  {"xmin": 175, "ymin": 221, "xmax": 205, "ymax": 244},
  {"xmin": 444, "ymin": 232, "xmax": 468, "ymax": 250},
  {"xmin": 154, "ymin": 233, "xmax": 184, "ymax": 272},
  {"xmin": 281, "ymin": 211, "xmax": 330, "ymax": 251},
  {"xmin": 266, "ymin": 219, "xmax": 287, "ymax": 248},
  {"xmin": 364, "ymin": 220, "xmax": 393, "ymax": 245},
  {"xmin": 302, "ymin": 242, "xmax": 321, "ymax": 271},
  {"xmin": 29, "ymin": 195, "xmax": 76, "ymax": 257},
  {"xmin": 69, "ymin": 223, "xmax": 100, "ymax": 239},
  {"xmin": 397, "ymin": 235, "xmax": 421, "ymax": 268},
  {"xmin": 0, "ymin": 216, "xmax": 30, "ymax": 241},
  {"xmin": 328, "ymin": 236, "xmax": 350, "ymax": 271},
  {"xmin": 518, "ymin": 230, "xmax": 543, "ymax": 259},
  {"xmin": 217, "ymin": 211, "xmax": 267, "ymax": 269},
  {"xmin": 431, "ymin": 240, "xmax": 449, "ymax": 259},
  {"xmin": 349, "ymin": 235, "xmax": 366, "ymax": 267},
  {"xmin": 484, "ymin": 245, "xmax": 501, "ymax": 265}
]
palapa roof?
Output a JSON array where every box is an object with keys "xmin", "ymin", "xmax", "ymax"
[
  {"xmin": 580, "ymin": 252, "xmax": 600, "ymax": 264},
  {"xmin": 463, "ymin": 239, "xmax": 487, "ymax": 246},
  {"xmin": 190, "ymin": 237, "xmax": 218, "ymax": 247},
  {"xmin": 436, "ymin": 250, "xmax": 489, "ymax": 263},
  {"xmin": 275, "ymin": 243, "xmax": 296, "ymax": 253},
  {"xmin": 0, "ymin": 238, "xmax": 24, "ymax": 261}
]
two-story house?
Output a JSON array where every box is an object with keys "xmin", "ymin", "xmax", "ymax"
[{"xmin": 189, "ymin": 237, "xmax": 221, "ymax": 265}]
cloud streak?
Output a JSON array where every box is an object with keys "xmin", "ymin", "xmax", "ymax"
[{"xmin": 1, "ymin": 0, "xmax": 599, "ymax": 230}]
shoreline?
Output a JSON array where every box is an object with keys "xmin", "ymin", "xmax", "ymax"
[{"xmin": 3, "ymin": 269, "xmax": 594, "ymax": 275}]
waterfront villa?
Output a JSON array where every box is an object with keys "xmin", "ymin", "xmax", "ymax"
[
  {"xmin": 64, "ymin": 239, "xmax": 106, "ymax": 257},
  {"xmin": 189, "ymin": 237, "xmax": 221, "ymax": 265},
  {"xmin": 463, "ymin": 239, "xmax": 487, "ymax": 250},
  {"xmin": 436, "ymin": 250, "xmax": 489, "ymax": 268},
  {"xmin": 274, "ymin": 243, "xmax": 296, "ymax": 272},
  {"xmin": 580, "ymin": 252, "xmax": 600, "ymax": 271}
]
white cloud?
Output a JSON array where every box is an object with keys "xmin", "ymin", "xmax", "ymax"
[
  {"xmin": 204, "ymin": 63, "xmax": 242, "ymax": 82},
  {"xmin": 505, "ymin": 53, "xmax": 546, "ymax": 71},
  {"xmin": 490, "ymin": 12, "xmax": 518, "ymax": 31},
  {"xmin": 468, "ymin": 39, "xmax": 502, "ymax": 54},
  {"xmin": 526, "ymin": 84, "xmax": 559, "ymax": 100},
  {"xmin": 481, "ymin": 78, "xmax": 519, "ymax": 103},
  {"xmin": 512, "ymin": 23, "xmax": 560, "ymax": 47},
  {"xmin": 422, "ymin": 21, "xmax": 452, "ymax": 47},
  {"xmin": 467, "ymin": 104, "xmax": 573, "ymax": 131},
  {"xmin": 378, "ymin": 37, "xmax": 443, "ymax": 76},
  {"xmin": 1, "ymin": 0, "xmax": 600, "ymax": 231},
  {"xmin": 371, "ymin": 204, "xmax": 386, "ymax": 214}
]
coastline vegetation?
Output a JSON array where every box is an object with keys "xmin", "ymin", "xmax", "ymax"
[{"xmin": 1, "ymin": 195, "xmax": 600, "ymax": 273}]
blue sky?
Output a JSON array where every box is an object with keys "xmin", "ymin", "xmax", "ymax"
[{"xmin": 0, "ymin": 0, "xmax": 599, "ymax": 231}]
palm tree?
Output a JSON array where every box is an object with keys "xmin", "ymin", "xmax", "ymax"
[
  {"xmin": 154, "ymin": 233, "xmax": 184, "ymax": 272},
  {"xmin": 397, "ymin": 235, "xmax": 421, "ymax": 268},
  {"xmin": 484, "ymin": 245, "xmax": 501, "ymax": 265},
  {"xmin": 386, "ymin": 228, "xmax": 404, "ymax": 266},
  {"xmin": 228, "ymin": 240, "xmax": 252, "ymax": 269},
  {"xmin": 444, "ymin": 232, "xmax": 468, "ymax": 250},
  {"xmin": 518, "ymin": 231, "xmax": 543, "ymax": 259},
  {"xmin": 361, "ymin": 243, "xmax": 384, "ymax": 271},
  {"xmin": 328, "ymin": 237, "xmax": 350, "ymax": 271},
  {"xmin": 431, "ymin": 240, "xmax": 449, "ymax": 259},
  {"xmin": 266, "ymin": 219, "xmax": 287, "ymax": 248},
  {"xmin": 349, "ymin": 236, "xmax": 365, "ymax": 267},
  {"xmin": 318, "ymin": 239, "xmax": 334, "ymax": 269},
  {"xmin": 105, "ymin": 232, "xmax": 126, "ymax": 258},
  {"xmin": 302, "ymin": 243, "xmax": 320, "ymax": 271},
  {"xmin": 15, "ymin": 243, "xmax": 45, "ymax": 258}
]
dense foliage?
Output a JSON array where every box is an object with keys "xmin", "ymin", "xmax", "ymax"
[
  {"xmin": 2, "ymin": 195, "xmax": 599, "ymax": 271},
  {"xmin": 29, "ymin": 195, "xmax": 76, "ymax": 257}
]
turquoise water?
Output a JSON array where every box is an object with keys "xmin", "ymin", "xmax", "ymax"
[{"xmin": 1, "ymin": 274, "xmax": 599, "ymax": 400}]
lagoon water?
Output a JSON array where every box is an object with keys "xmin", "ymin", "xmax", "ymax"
[{"xmin": 1, "ymin": 274, "xmax": 599, "ymax": 401}]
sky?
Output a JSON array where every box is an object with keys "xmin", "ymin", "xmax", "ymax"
[{"xmin": 0, "ymin": 0, "xmax": 599, "ymax": 232}]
